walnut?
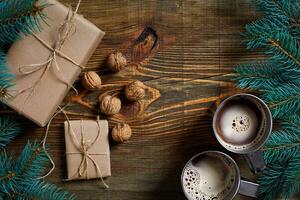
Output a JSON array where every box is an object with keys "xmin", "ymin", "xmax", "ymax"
[
  {"xmin": 106, "ymin": 52, "xmax": 127, "ymax": 72},
  {"xmin": 81, "ymin": 71, "xmax": 102, "ymax": 90},
  {"xmin": 99, "ymin": 95, "xmax": 121, "ymax": 115},
  {"xmin": 125, "ymin": 80, "xmax": 146, "ymax": 101},
  {"xmin": 111, "ymin": 123, "xmax": 132, "ymax": 143}
]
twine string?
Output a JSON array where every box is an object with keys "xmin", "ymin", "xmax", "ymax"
[
  {"xmin": 40, "ymin": 105, "xmax": 109, "ymax": 189},
  {"xmin": 16, "ymin": 0, "xmax": 84, "ymax": 111},
  {"xmin": 17, "ymin": 0, "xmax": 108, "ymax": 189},
  {"xmin": 65, "ymin": 118, "xmax": 109, "ymax": 188},
  {"xmin": 30, "ymin": 0, "xmax": 81, "ymax": 179},
  {"xmin": 38, "ymin": 104, "xmax": 69, "ymax": 179}
]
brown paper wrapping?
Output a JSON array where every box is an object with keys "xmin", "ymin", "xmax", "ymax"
[
  {"xmin": 6, "ymin": 0, "xmax": 105, "ymax": 127},
  {"xmin": 64, "ymin": 120, "xmax": 111, "ymax": 180}
]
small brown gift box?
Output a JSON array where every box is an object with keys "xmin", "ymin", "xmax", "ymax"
[
  {"xmin": 64, "ymin": 119, "xmax": 111, "ymax": 180},
  {"xmin": 6, "ymin": 0, "xmax": 105, "ymax": 127}
]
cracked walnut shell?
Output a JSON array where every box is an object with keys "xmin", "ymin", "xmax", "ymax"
[{"xmin": 81, "ymin": 71, "xmax": 102, "ymax": 90}]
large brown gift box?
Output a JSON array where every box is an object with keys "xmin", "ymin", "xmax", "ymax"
[
  {"xmin": 64, "ymin": 120, "xmax": 111, "ymax": 180},
  {"xmin": 6, "ymin": 0, "xmax": 105, "ymax": 127}
]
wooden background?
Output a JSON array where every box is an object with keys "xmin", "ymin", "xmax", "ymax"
[{"xmin": 5, "ymin": 0, "xmax": 268, "ymax": 199}]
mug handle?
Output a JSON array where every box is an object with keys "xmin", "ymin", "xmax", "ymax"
[
  {"xmin": 244, "ymin": 150, "xmax": 266, "ymax": 174},
  {"xmin": 238, "ymin": 179, "xmax": 259, "ymax": 198}
]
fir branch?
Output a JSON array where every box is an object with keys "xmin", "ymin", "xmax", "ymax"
[
  {"xmin": 245, "ymin": 0, "xmax": 300, "ymax": 46},
  {"xmin": 263, "ymin": 130, "xmax": 300, "ymax": 164},
  {"xmin": 283, "ymin": 153, "xmax": 300, "ymax": 199},
  {"xmin": 262, "ymin": 83, "xmax": 300, "ymax": 119},
  {"xmin": 236, "ymin": 1, "xmax": 300, "ymax": 199},
  {"xmin": 282, "ymin": 115, "xmax": 300, "ymax": 132},
  {"xmin": 0, "ymin": 142, "xmax": 75, "ymax": 199},
  {"xmin": 0, "ymin": 50, "xmax": 14, "ymax": 102},
  {"xmin": 265, "ymin": 31, "xmax": 300, "ymax": 75},
  {"xmin": 0, "ymin": 0, "xmax": 49, "ymax": 45},
  {"xmin": 243, "ymin": 25, "xmax": 300, "ymax": 77},
  {"xmin": 243, "ymin": 22, "xmax": 300, "ymax": 76},
  {"xmin": 255, "ymin": 0, "xmax": 300, "ymax": 31},
  {"xmin": 0, "ymin": 151, "xmax": 18, "ymax": 198},
  {"xmin": 14, "ymin": 141, "xmax": 49, "ymax": 181},
  {"xmin": 0, "ymin": 115, "xmax": 21, "ymax": 149},
  {"xmin": 234, "ymin": 61, "xmax": 291, "ymax": 90},
  {"xmin": 23, "ymin": 180, "xmax": 76, "ymax": 200},
  {"xmin": 258, "ymin": 162, "xmax": 287, "ymax": 200},
  {"xmin": 243, "ymin": 16, "xmax": 287, "ymax": 49}
]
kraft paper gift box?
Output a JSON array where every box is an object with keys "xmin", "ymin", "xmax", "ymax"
[
  {"xmin": 64, "ymin": 119, "xmax": 111, "ymax": 180},
  {"xmin": 6, "ymin": 0, "xmax": 105, "ymax": 127}
]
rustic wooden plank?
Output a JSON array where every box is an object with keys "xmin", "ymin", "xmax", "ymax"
[{"xmin": 4, "ymin": 0, "xmax": 274, "ymax": 199}]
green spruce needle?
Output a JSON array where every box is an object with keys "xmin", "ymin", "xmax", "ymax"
[{"xmin": 235, "ymin": 0, "xmax": 300, "ymax": 199}]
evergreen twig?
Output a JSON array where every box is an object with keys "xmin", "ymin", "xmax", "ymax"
[
  {"xmin": 0, "ymin": 142, "xmax": 75, "ymax": 199},
  {"xmin": 0, "ymin": 50, "xmax": 14, "ymax": 103},
  {"xmin": 0, "ymin": 0, "xmax": 49, "ymax": 45},
  {"xmin": 235, "ymin": 0, "xmax": 300, "ymax": 199},
  {"xmin": 0, "ymin": 0, "xmax": 74, "ymax": 198},
  {"xmin": 0, "ymin": 115, "xmax": 21, "ymax": 149}
]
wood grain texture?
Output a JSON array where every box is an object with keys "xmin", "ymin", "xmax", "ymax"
[{"xmin": 3, "ymin": 0, "xmax": 273, "ymax": 199}]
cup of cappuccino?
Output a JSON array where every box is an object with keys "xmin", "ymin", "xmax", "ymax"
[
  {"xmin": 181, "ymin": 151, "xmax": 259, "ymax": 200},
  {"xmin": 213, "ymin": 93, "xmax": 272, "ymax": 173}
]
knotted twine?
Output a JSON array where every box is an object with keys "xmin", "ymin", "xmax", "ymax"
[
  {"xmin": 64, "ymin": 116, "xmax": 109, "ymax": 188},
  {"xmin": 28, "ymin": 0, "xmax": 83, "ymax": 180},
  {"xmin": 10, "ymin": 0, "xmax": 104, "ymax": 183},
  {"xmin": 16, "ymin": 0, "xmax": 83, "ymax": 110},
  {"xmin": 45, "ymin": 106, "xmax": 109, "ymax": 188}
]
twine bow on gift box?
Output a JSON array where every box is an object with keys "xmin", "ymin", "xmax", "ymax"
[
  {"xmin": 41, "ymin": 106, "xmax": 110, "ymax": 189},
  {"xmin": 16, "ymin": 0, "xmax": 84, "ymax": 107},
  {"xmin": 12, "ymin": 0, "xmax": 105, "ymax": 185},
  {"xmin": 65, "ymin": 117, "xmax": 109, "ymax": 189}
]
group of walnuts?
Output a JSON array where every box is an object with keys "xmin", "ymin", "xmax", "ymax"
[{"xmin": 80, "ymin": 52, "xmax": 147, "ymax": 143}]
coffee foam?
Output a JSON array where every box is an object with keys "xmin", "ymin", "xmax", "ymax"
[
  {"xmin": 219, "ymin": 104, "xmax": 258, "ymax": 145},
  {"xmin": 182, "ymin": 153, "xmax": 237, "ymax": 200},
  {"xmin": 215, "ymin": 97, "xmax": 267, "ymax": 152}
]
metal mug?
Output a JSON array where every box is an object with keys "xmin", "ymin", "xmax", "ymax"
[
  {"xmin": 213, "ymin": 93, "xmax": 272, "ymax": 173},
  {"xmin": 181, "ymin": 151, "xmax": 259, "ymax": 200}
]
